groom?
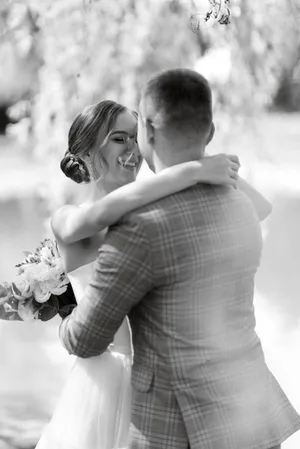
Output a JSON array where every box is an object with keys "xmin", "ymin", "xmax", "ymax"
[{"xmin": 60, "ymin": 69, "xmax": 300, "ymax": 449}]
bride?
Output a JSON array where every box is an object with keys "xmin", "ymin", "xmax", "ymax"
[{"xmin": 36, "ymin": 100, "xmax": 271, "ymax": 448}]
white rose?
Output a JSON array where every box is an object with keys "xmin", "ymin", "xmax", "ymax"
[
  {"xmin": 33, "ymin": 282, "xmax": 51, "ymax": 303},
  {"xmin": 50, "ymin": 281, "xmax": 68, "ymax": 296},
  {"xmin": 23, "ymin": 263, "xmax": 52, "ymax": 283},
  {"xmin": 14, "ymin": 278, "xmax": 32, "ymax": 299}
]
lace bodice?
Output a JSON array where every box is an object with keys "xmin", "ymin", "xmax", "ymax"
[{"xmin": 67, "ymin": 262, "xmax": 132, "ymax": 356}]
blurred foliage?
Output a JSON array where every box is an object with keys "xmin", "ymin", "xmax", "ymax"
[{"xmin": 0, "ymin": 0, "xmax": 299, "ymax": 209}]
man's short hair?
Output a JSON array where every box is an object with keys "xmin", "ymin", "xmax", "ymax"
[{"xmin": 141, "ymin": 69, "xmax": 213, "ymax": 138}]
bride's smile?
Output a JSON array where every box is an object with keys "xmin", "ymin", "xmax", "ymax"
[{"xmin": 117, "ymin": 151, "xmax": 141, "ymax": 170}]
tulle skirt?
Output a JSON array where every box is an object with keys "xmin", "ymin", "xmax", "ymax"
[{"xmin": 36, "ymin": 349, "xmax": 132, "ymax": 449}]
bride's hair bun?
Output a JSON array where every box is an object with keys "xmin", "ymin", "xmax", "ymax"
[{"xmin": 60, "ymin": 152, "xmax": 90, "ymax": 184}]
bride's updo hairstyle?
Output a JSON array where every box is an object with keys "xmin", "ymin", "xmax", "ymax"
[{"xmin": 61, "ymin": 100, "xmax": 126, "ymax": 183}]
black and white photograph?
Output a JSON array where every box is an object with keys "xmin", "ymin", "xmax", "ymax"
[{"xmin": 0, "ymin": 1, "xmax": 300, "ymax": 448}]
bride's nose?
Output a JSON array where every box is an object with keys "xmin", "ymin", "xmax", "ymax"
[
  {"xmin": 131, "ymin": 143, "xmax": 140, "ymax": 157},
  {"xmin": 133, "ymin": 139, "xmax": 139, "ymax": 152},
  {"xmin": 125, "ymin": 137, "xmax": 139, "ymax": 154}
]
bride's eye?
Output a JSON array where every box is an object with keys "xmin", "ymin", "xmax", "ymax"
[{"xmin": 112, "ymin": 137, "xmax": 127, "ymax": 144}]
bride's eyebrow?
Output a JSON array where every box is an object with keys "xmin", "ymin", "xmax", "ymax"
[
  {"xmin": 110, "ymin": 130, "xmax": 128, "ymax": 135},
  {"xmin": 110, "ymin": 129, "xmax": 136, "ymax": 136}
]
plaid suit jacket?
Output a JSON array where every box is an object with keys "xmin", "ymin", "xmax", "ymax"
[{"xmin": 60, "ymin": 184, "xmax": 300, "ymax": 449}]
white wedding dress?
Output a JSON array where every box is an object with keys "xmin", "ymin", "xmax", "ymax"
[{"xmin": 36, "ymin": 262, "xmax": 133, "ymax": 449}]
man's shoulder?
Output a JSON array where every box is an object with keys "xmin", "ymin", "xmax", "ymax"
[
  {"xmin": 122, "ymin": 184, "xmax": 232, "ymax": 218},
  {"xmin": 123, "ymin": 187, "xmax": 194, "ymax": 221},
  {"xmin": 118, "ymin": 185, "xmax": 211, "ymax": 233},
  {"xmin": 119, "ymin": 183, "xmax": 257, "ymax": 228},
  {"xmin": 121, "ymin": 199, "xmax": 168, "ymax": 227}
]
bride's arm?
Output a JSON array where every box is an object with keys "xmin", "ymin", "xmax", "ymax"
[
  {"xmin": 52, "ymin": 154, "xmax": 239, "ymax": 244},
  {"xmin": 237, "ymin": 176, "xmax": 272, "ymax": 221}
]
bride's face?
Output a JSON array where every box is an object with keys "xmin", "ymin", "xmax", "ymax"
[{"xmin": 96, "ymin": 110, "xmax": 141, "ymax": 189}]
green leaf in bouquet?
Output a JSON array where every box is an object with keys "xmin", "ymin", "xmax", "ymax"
[
  {"xmin": 0, "ymin": 296, "xmax": 8, "ymax": 307},
  {"xmin": 0, "ymin": 284, "xmax": 8, "ymax": 296},
  {"xmin": 11, "ymin": 282, "xmax": 22, "ymax": 298},
  {"xmin": 0, "ymin": 284, "xmax": 11, "ymax": 306},
  {"xmin": 0, "ymin": 294, "xmax": 23, "ymax": 321},
  {"xmin": 58, "ymin": 304, "xmax": 77, "ymax": 319},
  {"xmin": 37, "ymin": 295, "xmax": 60, "ymax": 322}
]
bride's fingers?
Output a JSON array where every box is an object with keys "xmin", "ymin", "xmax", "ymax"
[
  {"xmin": 229, "ymin": 169, "xmax": 239, "ymax": 180},
  {"xmin": 228, "ymin": 177, "xmax": 238, "ymax": 189},
  {"xmin": 228, "ymin": 155, "xmax": 240, "ymax": 166},
  {"xmin": 230, "ymin": 162, "xmax": 240, "ymax": 172}
]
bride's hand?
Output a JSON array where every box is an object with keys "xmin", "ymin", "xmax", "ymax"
[{"xmin": 199, "ymin": 153, "xmax": 240, "ymax": 188}]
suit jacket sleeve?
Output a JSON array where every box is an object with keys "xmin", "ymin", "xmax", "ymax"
[{"xmin": 59, "ymin": 216, "xmax": 153, "ymax": 358}]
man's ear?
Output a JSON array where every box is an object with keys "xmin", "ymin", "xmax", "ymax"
[
  {"xmin": 145, "ymin": 118, "xmax": 155, "ymax": 146},
  {"xmin": 207, "ymin": 122, "xmax": 215, "ymax": 145}
]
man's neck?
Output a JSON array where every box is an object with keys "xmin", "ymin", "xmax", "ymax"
[{"xmin": 153, "ymin": 146, "xmax": 206, "ymax": 173}]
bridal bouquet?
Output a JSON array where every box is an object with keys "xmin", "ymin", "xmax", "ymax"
[{"xmin": 0, "ymin": 239, "xmax": 76, "ymax": 322}]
